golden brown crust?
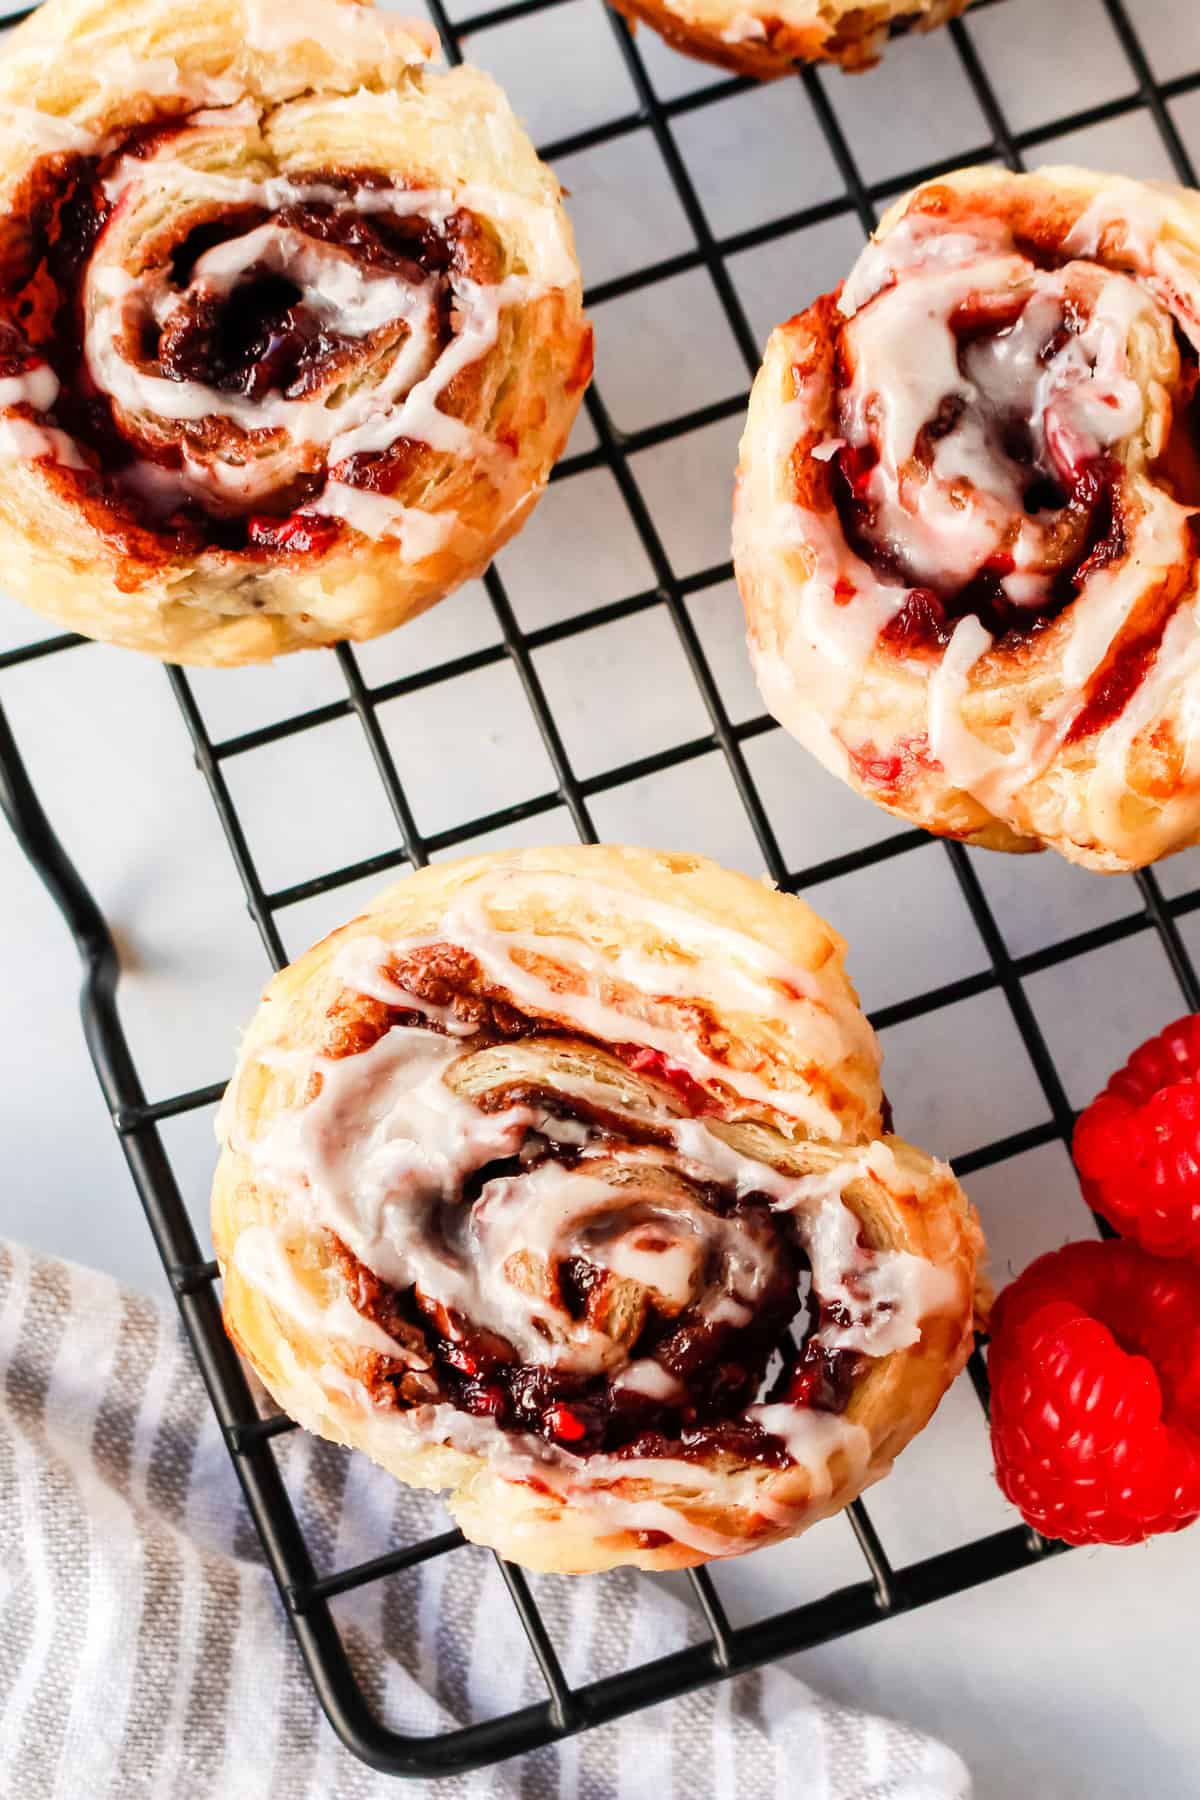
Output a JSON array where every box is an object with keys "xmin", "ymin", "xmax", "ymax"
[
  {"xmin": 734, "ymin": 164, "xmax": 1200, "ymax": 872},
  {"xmin": 607, "ymin": 0, "xmax": 970, "ymax": 80},
  {"xmin": 0, "ymin": 0, "xmax": 590, "ymax": 664},
  {"xmin": 212, "ymin": 844, "xmax": 981, "ymax": 1573}
]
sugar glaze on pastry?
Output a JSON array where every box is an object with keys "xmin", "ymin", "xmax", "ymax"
[
  {"xmin": 605, "ymin": 0, "xmax": 970, "ymax": 81},
  {"xmin": 735, "ymin": 166, "xmax": 1200, "ymax": 871},
  {"xmin": 0, "ymin": 0, "xmax": 590, "ymax": 663},
  {"xmin": 213, "ymin": 846, "xmax": 981, "ymax": 1572}
]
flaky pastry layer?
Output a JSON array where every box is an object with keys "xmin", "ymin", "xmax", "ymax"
[
  {"xmin": 735, "ymin": 165, "xmax": 1200, "ymax": 870},
  {"xmin": 606, "ymin": 0, "xmax": 969, "ymax": 80},
  {"xmin": 0, "ymin": 0, "xmax": 590, "ymax": 663},
  {"xmin": 213, "ymin": 845, "xmax": 981, "ymax": 1572}
]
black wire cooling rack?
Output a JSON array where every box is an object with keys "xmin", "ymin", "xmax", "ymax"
[{"xmin": 3, "ymin": 0, "xmax": 1200, "ymax": 1777}]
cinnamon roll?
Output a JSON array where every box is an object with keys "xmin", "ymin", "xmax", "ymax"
[
  {"xmin": 606, "ymin": 0, "xmax": 971, "ymax": 81},
  {"xmin": 734, "ymin": 166, "xmax": 1200, "ymax": 871},
  {"xmin": 212, "ymin": 845, "xmax": 981, "ymax": 1573},
  {"xmin": 0, "ymin": 0, "xmax": 590, "ymax": 665}
]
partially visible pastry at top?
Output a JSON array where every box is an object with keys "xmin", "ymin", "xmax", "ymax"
[
  {"xmin": 735, "ymin": 165, "xmax": 1200, "ymax": 871},
  {"xmin": 606, "ymin": 0, "xmax": 971, "ymax": 80},
  {"xmin": 0, "ymin": 0, "xmax": 591, "ymax": 664}
]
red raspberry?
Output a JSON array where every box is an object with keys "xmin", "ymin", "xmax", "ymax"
[
  {"xmin": 1073, "ymin": 1013, "xmax": 1200, "ymax": 1260},
  {"xmin": 988, "ymin": 1240, "xmax": 1200, "ymax": 1546}
]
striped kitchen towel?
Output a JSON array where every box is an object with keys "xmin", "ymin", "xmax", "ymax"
[{"xmin": 0, "ymin": 1240, "xmax": 971, "ymax": 1799}]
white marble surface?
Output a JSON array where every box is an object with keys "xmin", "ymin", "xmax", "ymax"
[{"xmin": 3, "ymin": 0, "xmax": 1200, "ymax": 1792}]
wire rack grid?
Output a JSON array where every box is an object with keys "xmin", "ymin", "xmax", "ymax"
[{"xmin": 2, "ymin": 0, "xmax": 1200, "ymax": 1777}]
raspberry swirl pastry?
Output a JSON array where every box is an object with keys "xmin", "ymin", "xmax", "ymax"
[
  {"xmin": 606, "ymin": 0, "xmax": 970, "ymax": 81},
  {"xmin": 213, "ymin": 846, "xmax": 981, "ymax": 1572},
  {"xmin": 0, "ymin": 0, "xmax": 590, "ymax": 665},
  {"xmin": 735, "ymin": 166, "xmax": 1200, "ymax": 871}
]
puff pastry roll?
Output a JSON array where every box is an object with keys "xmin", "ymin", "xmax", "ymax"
[
  {"xmin": 735, "ymin": 166, "xmax": 1200, "ymax": 871},
  {"xmin": 213, "ymin": 846, "xmax": 981, "ymax": 1573},
  {"xmin": 0, "ymin": 0, "xmax": 590, "ymax": 664},
  {"xmin": 606, "ymin": 0, "xmax": 970, "ymax": 80}
]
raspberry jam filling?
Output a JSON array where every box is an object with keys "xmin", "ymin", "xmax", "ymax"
[
  {"xmin": 340, "ymin": 1168, "xmax": 857, "ymax": 1468},
  {"xmin": 833, "ymin": 281, "xmax": 1138, "ymax": 652},
  {"xmin": 308, "ymin": 947, "xmax": 869, "ymax": 1469},
  {"xmin": 0, "ymin": 143, "xmax": 494, "ymax": 557},
  {"xmin": 611, "ymin": 1044, "xmax": 719, "ymax": 1115},
  {"xmin": 155, "ymin": 198, "xmax": 465, "ymax": 404}
]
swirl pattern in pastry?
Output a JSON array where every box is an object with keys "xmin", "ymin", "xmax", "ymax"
[
  {"xmin": 735, "ymin": 165, "xmax": 1200, "ymax": 871},
  {"xmin": 0, "ymin": 0, "xmax": 591, "ymax": 663},
  {"xmin": 212, "ymin": 846, "xmax": 981, "ymax": 1572}
]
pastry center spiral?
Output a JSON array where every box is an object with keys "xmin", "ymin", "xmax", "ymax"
[
  {"xmin": 239, "ymin": 934, "xmax": 942, "ymax": 1469},
  {"xmin": 832, "ymin": 215, "xmax": 1187, "ymax": 650},
  {"xmin": 0, "ymin": 123, "xmax": 506, "ymax": 556},
  {"xmin": 346, "ymin": 1131, "xmax": 817, "ymax": 1463}
]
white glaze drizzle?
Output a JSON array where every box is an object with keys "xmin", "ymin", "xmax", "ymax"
[
  {"xmin": 187, "ymin": 98, "xmax": 262, "ymax": 129},
  {"xmin": 232, "ymin": 1222, "xmax": 415, "ymax": 1360},
  {"xmin": 838, "ymin": 248, "xmax": 1159, "ymax": 608},
  {"xmin": 242, "ymin": 0, "xmax": 435, "ymax": 60},
  {"xmin": 97, "ymin": 163, "xmax": 576, "ymax": 282},
  {"xmin": 80, "ymin": 163, "xmax": 563, "ymax": 519},
  {"xmin": 741, "ymin": 1403, "xmax": 871, "ymax": 1483},
  {"xmin": 0, "ymin": 64, "xmax": 243, "ymax": 166},
  {"xmin": 838, "ymin": 212, "xmax": 1013, "ymax": 317},
  {"xmin": 240, "ymin": 1022, "xmax": 789, "ymax": 1372},
  {"xmin": 0, "ymin": 416, "xmax": 88, "ymax": 470},
  {"xmin": 244, "ymin": 1024, "xmax": 533, "ymax": 1296},
  {"xmin": 309, "ymin": 483, "xmax": 456, "ymax": 557},
  {"xmin": 332, "ymin": 933, "xmax": 478, "ymax": 1029},
  {"xmin": 755, "ymin": 193, "xmax": 1200, "ymax": 837},
  {"xmin": 1079, "ymin": 594, "xmax": 1200, "ymax": 860},
  {"xmin": 613, "ymin": 1359, "xmax": 684, "ymax": 1402},
  {"xmin": 402, "ymin": 1378, "xmax": 872, "ymax": 1557},
  {"xmin": 925, "ymin": 474, "xmax": 1197, "ymax": 811},
  {"xmin": 409, "ymin": 1405, "xmax": 774, "ymax": 1556},
  {"xmin": 85, "ymin": 258, "xmax": 441, "ymax": 441},
  {"xmin": 0, "ymin": 47, "xmax": 244, "ymax": 127},
  {"xmin": 720, "ymin": 12, "xmax": 768, "ymax": 42},
  {"xmin": 386, "ymin": 871, "xmax": 880, "ymax": 1137},
  {"xmin": 668, "ymin": 1124, "xmax": 959, "ymax": 1356},
  {"xmin": 756, "ymin": 392, "xmax": 904, "ymax": 787},
  {"xmin": 0, "ymin": 365, "xmax": 60, "ymax": 413},
  {"xmin": 3, "ymin": 107, "xmax": 99, "ymax": 156},
  {"xmin": 1062, "ymin": 178, "xmax": 1200, "ymax": 353},
  {"xmin": 0, "ymin": 0, "xmax": 437, "ymax": 167},
  {"xmin": 229, "ymin": 923, "xmax": 958, "ymax": 1551},
  {"xmin": 192, "ymin": 225, "xmax": 428, "ymax": 337},
  {"xmin": 0, "ymin": 364, "xmax": 84, "ymax": 472}
]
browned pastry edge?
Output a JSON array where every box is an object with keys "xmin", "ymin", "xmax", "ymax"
[
  {"xmin": 606, "ymin": 0, "xmax": 970, "ymax": 80},
  {"xmin": 213, "ymin": 844, "xmax": 983, "ymax": 1573}
]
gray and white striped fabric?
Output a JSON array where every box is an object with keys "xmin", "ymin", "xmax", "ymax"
[{"xmin": 0, "ymin": 1240, "xmax": 971, "ymax": 1799}]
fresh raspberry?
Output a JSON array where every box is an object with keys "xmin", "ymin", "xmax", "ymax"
[
  {"xmin": 1073, "ymin": 1013, "xmax": 1200, "ymax": 1260},
  {"xmin": 988, "ymin": 1240, "xmax": 1200, "ymax": 1546}
]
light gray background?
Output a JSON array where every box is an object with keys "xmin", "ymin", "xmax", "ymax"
[{"xmin": 4, "ymin": 0, "xmax": 1200, "ymax": 1793}]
